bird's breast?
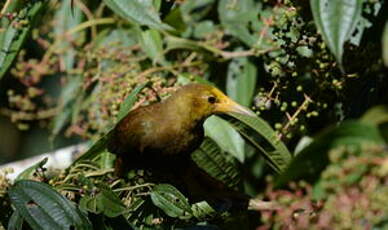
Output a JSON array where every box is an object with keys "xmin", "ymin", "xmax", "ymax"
[{"xmin": 143, "ymin": 122, "xmax": 204, "ymax": 156}]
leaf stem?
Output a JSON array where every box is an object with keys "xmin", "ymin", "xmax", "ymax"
[
  {"xmin": 113, "ymin": 183, "xmax": 154, "ymax": 192},
  {"xmin": 0, "ymin": 0, "xmax": 11, "ymax": 14},
  {"xmin": 165, "ymin": 34, "xmax": 276, "ymax": 60},
  {"xmin": 248, "ymin": 198, "xmax": 281, "ymax": 211},
  {"xmin": 279, "ymin": 94, "xmax": 313, "ymax": 139},
  {"xmin": 65, "ymin": 17, "xmax": 115, "ymax": 36},
  {"xmin": 74, "ymin": 0, "xmax": 97, "ymax": 38},
  {"xmin": 42, "ymin": 18, "xmax": 116, "ymax": 64}
]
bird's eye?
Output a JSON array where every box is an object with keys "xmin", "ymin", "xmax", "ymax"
[{"xmin": 208, "ymin": 96, "xmax": 217, "ymax": 104}]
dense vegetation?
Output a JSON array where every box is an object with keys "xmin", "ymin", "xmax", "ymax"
[{"xmin": 0, "ymin": 0, "xmax": 387, "ymax": 229}]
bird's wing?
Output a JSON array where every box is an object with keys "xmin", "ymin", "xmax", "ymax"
[{"xmin": 108, "ymin": 105, "xmax": 161, "ymax": 155}]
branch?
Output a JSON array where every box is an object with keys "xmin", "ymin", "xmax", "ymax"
[{"xmin": 248, "ymin": 198, "xmax": 281, "ymax": 211}]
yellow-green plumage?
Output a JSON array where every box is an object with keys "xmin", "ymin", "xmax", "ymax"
[{"xmin": 107, "ymin": 83, "xmax": 252, "ymax": 171}]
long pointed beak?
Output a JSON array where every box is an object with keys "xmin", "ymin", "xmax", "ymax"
[{"xmin": 215, "ymin": 96, "xmax": 256, "ymax": 116}]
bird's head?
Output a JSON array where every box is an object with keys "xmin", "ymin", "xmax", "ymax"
[{"xmin": 173, "ymin": 83, "xmax": 255, "ymax": 120}]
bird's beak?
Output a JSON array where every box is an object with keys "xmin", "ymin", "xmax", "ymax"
[{"xmin": 215, "ymin": 94, "xmax": 256, "ymax": 116}]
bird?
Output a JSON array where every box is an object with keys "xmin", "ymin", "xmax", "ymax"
[{"xmin": 107, "ymin": 83, "xmax": 254, "ymax": 174}]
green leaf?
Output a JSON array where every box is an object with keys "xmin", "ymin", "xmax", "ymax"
[
  {"xmin": 51, "ymin": 75, "xmax": 83, "ymax": 138},
  {"xmin": 193, "ymin": 20, "xmax": 216, "ymax": 39},
  {"xmin": 79, "ymin": 195, "xmax": 99, "ymax": 214},
  {"xmin": 226, "ymin": 57, "xmax": 257, "ymax": 107},
  {"xmin": 190, "ymin": 201, "xmax": 216, "ymax": 220},
  {"xmin": 51, "ymin": 107, "xmax": 71, "ymax": 139},
  {"xmin": 96, "ymin": 190, "xmax": 127, "ymax": 218},
  {"xmin": 73, "ymin": 83, "xmax": 147, "ymax": 164},
  {"xmin": 73, "ymin": 135, "xmax": 110, "ymax": 165},
  {"xmin": 96, "ymin": 28, "xmax": 138, "ymax": 49},
  {"xmin": 139, "ymin": 29, "xmax": 168, "ymax": 66},
  {"xmin": 191, "ymin": 138, "xmax": 241, "ymax": 189},
  {"xmin": 150, "ymin": 184, "xmax": 192, "ymax": 219},
  {"xmin": 310, "ymin": 0, "xmax": 363, "ymax": 69},
  {"xmin": 218, "ymin": 0, "xmax": 261, "ymax": 47},
  {"xmin": 15, "ymin": 158, "xmax": 48, "ymax": 182},
  {"xmin": 222, "ymin": 112, "xmax": 292, "ymax": 174},
  {"xmin": 60, "ymin": 76, "xmax": 83, "ymax": 106},
  {"xmin": 7, "ymin": 210, "xmax": 24, "ymax": 230},
  {"xmin": 103, "ymin": 0, "xmax": 172, "ymax": 31},
  {"xmin": 97, "ymin": 150, "xmax": 116, "ymax": 169},
  {"xmin": 164, "ymin": 7, "xmax": 187, "ymax": 33},
  {"xmin": 0, "ymin": 1, "xmax": 45, "ymax": 80},
  {"xmin": 204, "ymin": 116, "xmax": 245, "ymax": 163},
  {"xmin": 275, "ymin": 121, "xmax": 385, "ymax": 187},
  {"xmin": 54, "ymin": 0, "xmax": 84, "ymax": 70},
  {"xmin": 361, "ymin": 105, "xmax": 388, "ymax": 125},
  {"xmin": 383, "ymin": 21, "xmax": 388, "ymax": 67},
  {"xmin": 117, "ymin": 83, "xmax": 147, "ymax": 121},
  {"xmin": 8, "ymin": 180, "xmax": 92, "ymax": 230},
  {"xmin": 180, "ymin": 0, "xmax": 216, "ymax": 25},
  {"xmin": 50, "ymin": 0, "xmax": 85, "ymax": 140}
]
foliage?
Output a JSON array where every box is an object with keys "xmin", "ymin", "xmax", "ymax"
[
  {"xmin": 0, "ymin": 0, "xmax": 387, "ymax": 229},
  {"xmin": 260, "ymin": 144, "xmax": 388, "ymax": 230}
]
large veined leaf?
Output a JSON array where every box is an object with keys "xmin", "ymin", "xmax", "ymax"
[
  {"xmin": 150, "ymin": 184, "xmax": 192, "ymax": 219},
  {"xmin": 7, "ymin": 210, "xmax": 23, "ymax": 230},
  {"xmin": 222, "ymin": 112, "xmax": 292, "ymax": 174},
  {"xmin": 204, "ymin": 116, "xmax": 245, "ymax": 163},
  {"xmin": 8, "ymin": 180, "xmax": 92, "ymax": 230},
  {"xmin": 73, "ymin": 83, "xmax": 147, "ymax": 164},
  {"xmin": 103, "ymin": 0, "xmax": 172, "ymax": 31},
  {"xmin": 275, "ymin": 120, "xmax": 385, "ymax": 187},
  {"xmin": 310, "ymin": 0, "xmax": 363, "ymax": 69},
  {"xmin": 191, "ymin": 138, "xmax": 241, "ymax": 190},
  {"xmin": 0, "ymin": 0, "xmax": 45, "ymax": 80}
]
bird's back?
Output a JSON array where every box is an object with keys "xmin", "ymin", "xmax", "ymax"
[{"xmin": 107, "ymin": 97, "xmax": 204, "ymax": 170}]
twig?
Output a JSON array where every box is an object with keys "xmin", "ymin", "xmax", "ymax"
[
  {"xmin": 164, "ymin": 35, "xmax": 276, "ymax": 60},
  {"xmin": 74, "ymin": 0, "xmax": 97, "ymax": 38},
  {"xmin": 137, "ymin": 61, "xmax": 202, "ymax": 79},
  {"xmin": 279, "ymin": 94, "xmax": 313, "ymax": 139},
  {"xmin": 219, "ymin": 49, "xmax": 256, "ymax": 59},
  {"xmin": 65, "ymin": 17, "xmax": 115, "ymax": 36},
  {"xmin": 42, "ymin": 18, "xmax": 116, "ymax": 64},
  {"xmin": 248, "ymin": 198, "xmax": 281, "ymax": 211},
  {"xmin": 0, "ymin": 0, "xmax": 11, "ymax": 14},
  {"xmin": 85, "ymin": 168, "xmax": 114, "ymax": 177},
  {"xmin": 0, "ymin": 107, "xmax": 59, "ymax": 121},
  {"xmin": 113, "ymin": 183, "xmax": 154, "ymax": 192}
]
